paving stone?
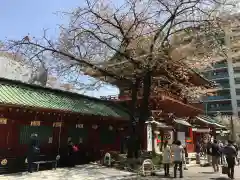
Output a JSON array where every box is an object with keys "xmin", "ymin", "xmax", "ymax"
[{"xmin": 0, "ymin": 164, "xmax": 137, "ymax": 180}]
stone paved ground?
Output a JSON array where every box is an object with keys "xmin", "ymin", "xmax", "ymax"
[
  {"xmin": 141, "ymin": 165, "xmax": 240, "ymax": 180},
  {"xmin": 0, "ymin": 164, "xmax": 137, "ymax": 180},
  {"xmin": 0, "ymin": 162, "xmax": 239, "ymax": 180}
]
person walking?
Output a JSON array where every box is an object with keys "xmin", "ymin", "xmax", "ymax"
[
  {"xmin": 233, "ymin": 142, "xmax": 239, "ymax": 166},
  {"xmin": 27, "ymin": 134, "xmax": 39, "ymax": 173},
  {"xmin": 206, "ymin": 140, "xmax": 212, "ymax": 165},
  {"xmin": 196, "ymin": 141, "xmax": 201, "ymax": 164},
  {"xmin": 211, "ymin": 139, "xmax": 221, "ymax": 172},
  {"xmin": 183, "ymin": 145, "xmax": 188, "ymax": 170},
  {"xmin": 67, "ymin": 140, "xmax": 75, "ymax": 167},
  {"xmin": 172, "ymin": 140, "xmax": 184, "ymax": 178},
  {"xmin": 218, "ymin": 140, "xmax": 224, "ymax": 165},
  {"xmin": 223, "ymin": 140, "xmax": 237, "ymax": 179},
  {"xmin": 162, "ymin": 141, "xmax": 171, "ymax": 176}
]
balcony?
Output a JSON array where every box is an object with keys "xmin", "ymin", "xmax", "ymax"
[
  {"xmin": 208, "ymin": 73, "xmax": 229, "ymax": 80},
  {"xmin": 119, "ymin": 88, "xmax": 185, "ymax": 103},
  {"xmin": 213, "ymin": 63, "xmax": 227, "ymax": 69},
  {"xmin": 207, "ymin": 105, "xmax": 232, "ymax": 112},
  {"xmin": 218, "ymin": 83, "xmax": 230, "ymax": 89},
  {"xmin": 204, "ymin": 95, "xmax": 231, "ymax": 102}
]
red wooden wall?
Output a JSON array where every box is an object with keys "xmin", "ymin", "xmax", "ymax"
[{"xmin": 0, "ymin": 105, "xmax": 129, "ymax": 160}]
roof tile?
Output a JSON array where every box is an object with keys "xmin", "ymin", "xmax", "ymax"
[{"xmin": 0, "ymin": 82, "xmax": 130, "ymax": 119}]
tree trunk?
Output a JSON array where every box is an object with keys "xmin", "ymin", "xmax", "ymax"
[
  {"xmin": 138, "ymin": 71, "xmax": 152, "ymax": 153},
  {"xmin": 127, "ymin": 79, "xmax": 139, "ymax": 158}
]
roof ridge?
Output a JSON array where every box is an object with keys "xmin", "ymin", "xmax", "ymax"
[
  {"xmin": 0, "ymin": 77, "xmax": 110, "ymax": 103},
  {"xmin": 0, "ymin": 77, "xmax": 131, "ymax": 119}
]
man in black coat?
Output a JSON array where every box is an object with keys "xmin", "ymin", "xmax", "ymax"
[
  {"xmin": 211, "ymin": 140, "xmax": 221, "ymax": 172},
  {"xmin": 27, "ymin": 134, "xmax": 39, "ymax": 173}
]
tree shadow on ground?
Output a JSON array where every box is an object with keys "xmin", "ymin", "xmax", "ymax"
[
  {"xmin": 210, "ymin": 177, "xmax": 229, "ymax": 180},
  {"xmin": 199, "ymin": 172, "xmax": 216, "ymax": 174},
  {"xmin": 153, "ymin": 175, "xmax": 175, "ymax": 179}
]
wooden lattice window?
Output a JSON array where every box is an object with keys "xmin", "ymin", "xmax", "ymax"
[{"xmin": 19, "ymin": 125, "xmax": 53, "ymax": 144}]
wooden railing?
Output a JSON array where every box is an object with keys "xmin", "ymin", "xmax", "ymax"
[{"xmin": 119, "ymin": 88, "xmax": 185, "ymax": 103}]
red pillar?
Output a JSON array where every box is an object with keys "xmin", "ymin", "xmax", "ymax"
[{"xmin": 187, "ymin": 127, "xmax": 194, "ymax": 153}]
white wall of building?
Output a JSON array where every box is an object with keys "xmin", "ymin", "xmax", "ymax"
[{"xmin": 0, "ymin": 55, "xmax": 32, "ymax": 82}]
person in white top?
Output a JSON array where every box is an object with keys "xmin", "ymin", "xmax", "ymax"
[
  {"xmin": 162, "ymin": 140, "xmax": 171, "ymax": 176},
  {"xmin": 172, "ymin": 140, "xmax": 184, "ymax": 178}
]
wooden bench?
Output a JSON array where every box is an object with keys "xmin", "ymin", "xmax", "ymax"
[{"xmin": 33, "ymin": 160, "xmax": 57, "ymax": 172}]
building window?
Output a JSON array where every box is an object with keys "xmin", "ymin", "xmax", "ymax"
[
  {"xmin": 210, "ymin": 104, "xmax": 215, "ymax": 108},
  {"xmin": 235, "ymin": 78, "xmax": 240, "ymax": 84},
  {"xmin": 234, "ymin": 67, "xmax": 240, "ymax": 73},
  {"xmin": 236, "ymin": 89, "xmax": 240, "ymax": 95}
]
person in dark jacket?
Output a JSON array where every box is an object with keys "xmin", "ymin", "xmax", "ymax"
[
  {"xmin": 211, "ymin": 140, "xmax": 220, "ymax": 172},
  {"xmin": 206, "ymin": 141, "xmax": 212, "ymax": 164},
  {"xmin": 223, "ymin": 140, "xmax": 237, "ymax": 179},
  {"xmin": 196, "ymin": 142, "xmax": 201, "ymax": 154},
  {"xmin": 27, "ymin": 134, "xmax": 39, "ymax": 173},
  {"xmin": 67, "ymin": 140, "xmax": 75, "ymax": 167},
  {"xmin": 233, "ymin": 143, "xmax": 239, "ymax": 165},
  {"xmin": 196, "ymin": 142, "xmax": 201, "ymax": 164}
]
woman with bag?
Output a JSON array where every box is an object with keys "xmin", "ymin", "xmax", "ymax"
[{"xmin": 162, "ymin": 141, "xmax": 171, "ymax": 176}]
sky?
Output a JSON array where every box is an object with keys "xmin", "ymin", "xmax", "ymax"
[
  {"xmin": 0, "ymin": 0, "xmax": 81, "ymax": 40},
  {"xmin": 0, "ymin": 0, "xmax": 119, "ymax": 98}
]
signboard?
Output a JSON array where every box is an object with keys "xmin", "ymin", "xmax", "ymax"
[
  {"xmin": 30, "ymin": 121, "xmax": 40, "ymax": 126},
  {"xmin": 53, "ymin": 122, "xmax": 62, "ymax": 127},
  {"xmin": 100, "ymin": 95, "xmax": 118, "ymax": 100},
  {"xmin": 151, "ymin": 110, "xmax": 163, "ymax": 119},
  {"xmin": 48, "ymin": 137, "xmax": 53, "ymax": 144},
  {"xmin": 164, "ymin": 132, "xmax": 171, "ymax": 140},
  {"xmin": 192, "ymin": 128, "xmax": 210, "ymax": 133},
  {"xmin": 147, "ymin": 123, "xmax": 152, "ymax": 152},
  {"xmin": 177, "ymin": 132, "xmax": 185, "ymax": 146},
  {"xmin": 203, "ymin": 133, "xmax": 210, "ymax": 143},
  {"xmin": 0, "ymin": 118, "xmax": 7, "ymax": 124},
  {"xmin": 76, "ymin": 124, "xmax": 83, "ymax": 128},
  {"xmin": 164, "ymin": 131, "xmax": 173, "ymax": 144}
]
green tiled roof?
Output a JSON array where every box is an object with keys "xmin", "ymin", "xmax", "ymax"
[
  {"xmin": 196, "ymin": 115, "xmax": 225, "ymax": 128},
  {"xmin": 0, "ymin": 78, "xmax": 130, "ymax": 119}
]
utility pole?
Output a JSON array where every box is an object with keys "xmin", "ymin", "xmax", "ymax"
[
  {"xmin": 224, "ymin": 27, "xmax": 238, "ymax": 120},
  {"xmin": 230, "ymin": 115, "xmax": 235, "ymax": 141}
]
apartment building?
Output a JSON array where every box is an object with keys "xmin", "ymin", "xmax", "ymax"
[
  {"xmin": 202, "ymin": 23, "xmax": 240, "ymax": 117},
  {"xmin": 203, "ymin": 60, "xmax": 232, "ymax": 115}
]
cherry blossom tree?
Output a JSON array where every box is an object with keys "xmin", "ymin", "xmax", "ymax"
[{"xmin": 3, "ymin": 0, "xmax": 238, "ymax": 157}]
